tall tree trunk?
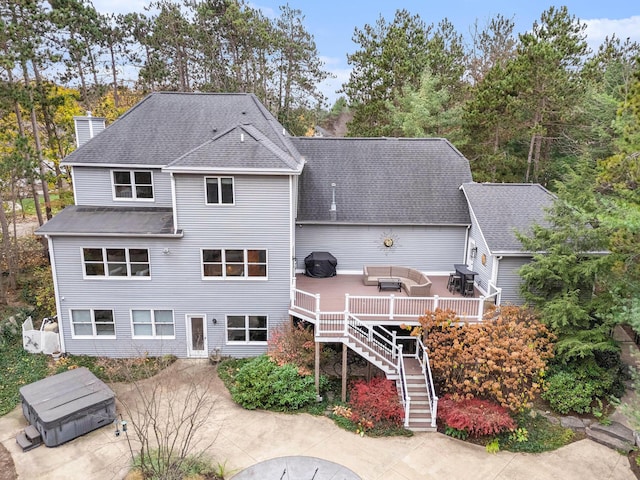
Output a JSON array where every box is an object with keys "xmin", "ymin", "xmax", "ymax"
[
  {"xmin": 109, "ymin": 42, "xmax": 120, "ymax": 108},
  {"xmin": 0, "ymin": 190, "xmax": 16, "ymax": 297},
  {"xmin": 21, "ymin": 60, "xmax": 52, "ymax": 221},
  {"xmin": 32, "ymin": 61, "xmax": 65, "ymax": 191},
  {"xmin": 525, "ymin": 133, "xmax": 536, "ymax": 183}
]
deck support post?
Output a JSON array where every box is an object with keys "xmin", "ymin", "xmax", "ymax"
[
  {"xmin": 391, "ymin": 330, "xmax": 397, "ymax": 360},
  {"xmin": 341, "ymin": 342, "xmax": 348, "ymax": 402},
  {"xmin": 314, "ymin": 341, "xmax": 320, "ymax": 397}
]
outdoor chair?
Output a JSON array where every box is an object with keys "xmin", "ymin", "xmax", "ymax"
[
  {"xmin": 463, "ymin": 279, "xmax": 475, "ymax": 297},
  {"xmin": 447, "ymin": 273, "xmax": 462, "ymax": 293}
]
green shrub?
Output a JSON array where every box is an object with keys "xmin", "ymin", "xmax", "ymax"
[
  {"xmin": 132, "ymin": 449, "xmax": 216, "ymax": 479},
  {"xmin": 500, "ymin": 411, "xmax": 574, "ymax": 453},
  {"xmin": 543, "ymin": 359, "xmax": 623, "ymax": 414},
  {"xmin": 230, "ymin": 355, "xmax": 326, "ymax": 411},
  {"xmin": 543, "ymin": 371, "xmax": 594, "ymax": 414}
]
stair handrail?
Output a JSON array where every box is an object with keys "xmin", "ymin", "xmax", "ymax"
[
  {"xmin": 415, "ymin": 337, "xmax": 438, "ymax": 428},
  {"xmin": 346, "ymin": 318, "xmax": 411, "ymax": 428},
  {"xmin": 396, "ymin": 344, "xmax": 411, "ymax": 427},
  {"xmin": 345, "ymin": 314, "xmax": 401, "ymax": 372}
]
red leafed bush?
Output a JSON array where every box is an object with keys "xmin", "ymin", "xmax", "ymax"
[
  {"xmin": 267, "ymin": 322, "xmax": 318, "ymax": 375},
  {"xmin": 437, "ymin": 394, "xmax": 516, "ymax": 438},
  {"xmin": 348, "ymin": 377, "xmax": 404, "ymax": 426}
]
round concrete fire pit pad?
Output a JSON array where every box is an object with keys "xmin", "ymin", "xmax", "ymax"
[{"xmin": 232, "ymin": 455, "xmax": 361, "ymax": 479}]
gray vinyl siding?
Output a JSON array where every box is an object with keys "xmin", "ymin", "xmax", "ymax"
[
  {"xmin": 496, "ymin": 256, "xmax": 531, "ymax": 305},
  {"xmin": 294, "ymin": 224, "xmax": 466, "ymax": 273},
  {"xmin": 74, "ymin": 117, "xmax": 105, "ymax": 147},
  {"xmin": 72, "ymin": 166, "xmax": 172, "ymax": 207},
  {"xmin": 52, "ymin": 173, "xmax": 293, "ymax": 358}
]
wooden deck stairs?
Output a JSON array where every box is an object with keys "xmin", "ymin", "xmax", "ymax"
[
  {"xmin": 314, "ymin": 313, "xmax": 438, "ymax": 433},
  {"xmin": 402, "ymin": 357, "xmax": 436, "ymax": 432}
]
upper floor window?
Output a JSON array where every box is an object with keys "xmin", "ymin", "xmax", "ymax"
[
  {"xmin": 71, "ymin": 309, "xmax": 115, "ymax": 338},
  {"xmin": 131, "ymin": 309, "xmax": 175, "ymax": 338},
  {"xmin": 205, "ymin": 177, "xmax": 234, "ymax": 205},
  {"xmin": 83, "ymin": 247, "xmax": 150, "ymax": 278},
  {"xmin": 202, "ymin": 249, "xmax": 267, "ymax": 278},
  {"xmin": 113, "ymin": 170, "xmax": 154, "ymax": 200}
]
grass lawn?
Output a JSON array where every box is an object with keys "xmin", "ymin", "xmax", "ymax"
[
  {"xmin": 17, "ymin": 191, "xmax": 73, "ymax": 216},
  {"xmin": 0, "ymin": 334, "xmax": 50, "ymax": 416}
]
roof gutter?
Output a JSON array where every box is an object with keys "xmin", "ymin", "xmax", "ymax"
[
  {"xmin": 34, "ymin": 231, "xmax": 184, "ymax": 238},
  {"xmin": 162, "ymin": 166, "xmax": 302, "ymax": 175}
]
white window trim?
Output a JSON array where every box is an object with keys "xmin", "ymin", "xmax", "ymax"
[
  {"xmin": 70, "ymin": 308, "xmax": 116, "ymax": 339},
  {"xmin": 81, "ymin": 247, "xmax": 151, "ymax": 280},
  {"xmin": 201, "ymin": 248, "xmax": 268, "ymax": 280},
  {"xmin": 204, "ymin": 176, "xmax": 235, "ymax": 206},
  {"xmin": 225, "ymin": 314, "xmax": 268, "ymax": 345},
  {"xmin": 112, "ymin": 169, "xmax": 155, "ymax": 202},
  {"xmin": 130, "ymin": 309, "xmax": 176, "ymax": 339}
]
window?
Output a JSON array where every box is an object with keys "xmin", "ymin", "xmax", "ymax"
[
  {"xmin": 71, "ymin": 309, "xmax": 115, "ymax": 337},
  {"xmin": 226, "ymin": 315, "xmax": 267, "ymax": 343},
  {"xmin": 205, "ymin": 177, "xmax": 234, "ymax": 204},
  {"xmin": 83, "ymin": 248, "xmax": 150, "ymax": 278},
  {"xmin": 131, "ymin": 310, "xmax": 175, "ymax": 338},
  {"xmin": 113, "ymin": 170, "xmax": 154, "ymax": 200},
  {"xmin": 202, "ymin": 249, "xmax": 267, "ymax": 278}
]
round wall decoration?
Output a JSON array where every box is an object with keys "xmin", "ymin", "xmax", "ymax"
[
  {"xmin": 481, "ymin": 253, "xmax": 487, "ymax": 266},
  {"xmin": 378, "ymin": 230, "xmax": 400, "ymax": 254}
]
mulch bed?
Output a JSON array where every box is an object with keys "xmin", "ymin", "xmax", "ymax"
[{"xmin": 0, "ymin": 444, "xmax": 17, "ymax": 480}]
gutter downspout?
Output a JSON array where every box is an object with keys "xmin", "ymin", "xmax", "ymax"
[
  {"xmin": 290, "ymin": 175, "xmax": 296, "ymax": 299},
  {"xmin": 463, "ymin": 224, "xmax": 470, "ymax": 263},
  {"xmin": 170, "ymin": 172, "xmax": 178, "ymax": 234}
]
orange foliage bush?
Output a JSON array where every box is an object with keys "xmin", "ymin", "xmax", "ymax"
[
  {"xmin": 267, "ymin": 322, "xmax": 319, "ymax": 376},
  {"xmin": 416, "ymin": 307, "xmax": 554, "ymax": 411}
]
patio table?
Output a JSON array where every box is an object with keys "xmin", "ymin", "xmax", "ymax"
[
  {"xmin": 378, "ymin": 278, "xmax": 402, "ymax": 292},
  {"xmin": 453, "ymin": 264, "xmax": 478, "ymax": 296}
]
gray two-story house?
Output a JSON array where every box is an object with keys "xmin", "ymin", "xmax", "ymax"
[
  {"xmin": 38, "ymin": 93, "xmax": 304, "ymax": 359},
  {"xmin": 37, "ymin": 92, "xmax": 554, "ymax": 363}
]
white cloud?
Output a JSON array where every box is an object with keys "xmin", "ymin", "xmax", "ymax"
[
  {"xmin": 583, "ymin": 16, "xmax": 640, "ymax": 51},
  {"xmin": 92, "ymin": 0, "xmax": 150, "ymax": 15},
  {"xmin": 319, "ymin": 67, "xmax": 352, "ymax": 106}
]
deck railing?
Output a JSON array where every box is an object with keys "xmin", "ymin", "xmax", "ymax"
[
  {"xmin": 346, "ymin": 293, "xmax": 498, "ymax": 322},
  {"xmin": 292, "ymin": 288, "xmax": 501, "ymax": 323}
]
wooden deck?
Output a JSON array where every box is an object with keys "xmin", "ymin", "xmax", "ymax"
[{"xmin": 291, "ymin": 274, "xmax": 489, "ymax": 323}]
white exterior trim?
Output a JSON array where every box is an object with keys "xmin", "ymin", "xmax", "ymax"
[
  {"xmin": 46, "ymin": 235, "xmax": 66, "ymax": 353},
  {"xmin": 185, "ymin": 314, "xmax": 208, "ymax": 357}
]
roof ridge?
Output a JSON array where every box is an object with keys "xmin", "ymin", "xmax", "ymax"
[{"xmin": 239, "ymin": 125, "xmax": 299, "ymax": 170}]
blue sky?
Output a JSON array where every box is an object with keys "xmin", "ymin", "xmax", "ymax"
[{"xmin": 94, "ymin": 1, "xmax": 640, "ymax": 104}]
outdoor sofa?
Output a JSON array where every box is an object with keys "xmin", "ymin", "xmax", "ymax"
[{"xmin": 362, "ymin": 265, "xmax": 432, "ymax": 297}]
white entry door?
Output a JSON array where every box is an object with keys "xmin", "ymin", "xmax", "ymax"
[{"xmin": 186, "ymin": 315, "xmax": 208, "ymax": 358}]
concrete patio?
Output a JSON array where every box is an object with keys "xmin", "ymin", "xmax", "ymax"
[{"xmin": 0, "ymin": 360, "xmax": 633, "ymax": 480}]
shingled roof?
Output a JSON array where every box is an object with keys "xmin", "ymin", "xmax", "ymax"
[
  {"xmin": 36, "ymin": 206, "xmax": 178, "ymax": 237},
  {"xmin": 165, "ymin": 124, "xmax": 301, "ymax": 172},
  {"xmin": 292, "ymin": 137, "xmax": 472, "ymax": 225},
  {"xmin": 461, "ymin": 183, "xmax": 555, "ymax": 254},
  {"xmin": 63, "ymin": 92, "xmax": 303, "ymax": 172}
]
